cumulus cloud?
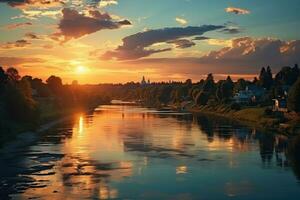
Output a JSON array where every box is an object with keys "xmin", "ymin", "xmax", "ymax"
[
  {"xmin": 126, "ymin": 37, "xmax": 300, "ymax": 75},
  {"xmin": 101, "ymin": 25, "xmax": 224, "ymax": 60},
  {"xmin": 226, "ymin": 7, "xmax": 250, "ymax": 15},
  {"xmin": 175, "ymin": 17, "xmax": 188, "ymax": 25},
  {"xmin": 53, "ymin": 8, "xmax": 131, "ymax": 42}
]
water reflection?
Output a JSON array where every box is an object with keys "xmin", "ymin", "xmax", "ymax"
[{"xmin": 0, "ymin": 105, "xmax": 300, "ymax": 200}]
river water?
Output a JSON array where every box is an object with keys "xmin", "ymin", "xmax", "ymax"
[{"xmin": 1, "ymin": 104, "xmax": 300, "ymax": 200}]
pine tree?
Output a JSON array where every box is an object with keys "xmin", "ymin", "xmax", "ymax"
[{"xmin": 288, "ymin": 77, "xmax": 300, "ymax": 113}]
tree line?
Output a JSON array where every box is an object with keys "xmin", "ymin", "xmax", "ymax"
[
  {"xmin": 117, "ymin": 64, "xmax": 300, "ymax": 113},
  {"xmin": 0, "ymin": 67, "xmax": 110, "ymax": 140}
]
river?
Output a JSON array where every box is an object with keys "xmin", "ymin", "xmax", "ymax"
[{"xmin": 0, "ymin": 104, "xmax": 300, "ymax": 200}]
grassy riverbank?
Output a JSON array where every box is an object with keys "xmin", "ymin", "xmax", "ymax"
[{"xmin": 188, "ymin": 104, "xmax": 300, "ymax": 135}]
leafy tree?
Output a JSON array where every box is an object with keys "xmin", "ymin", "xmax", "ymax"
[
  {"xmin": 32, "ymin": 78, "xmax": 50, "ymax": 97},
  {"xmin": 185, "ymin": 79, "xmax": 192, "ymax": 87},
  {"xmin": 234, "ymin": 78, "xmax": 247, "ymax": 92},
  {"xmin": 0, "ymin": 66, "xmax": 8, "ymax": 93},
  {"xmin": 288, "ymin": 77, "xmax": 300, "ymax": 113},
  {"xmin": 275, "ymin": 65, "xmax": 300, "ymax": 86},
  {"xmin": 6, "ymin": 67, "xmax": 20, "ymax": 83},
  {"xmin": 46, "ymin": 75, "xmax": 63, "ymax": 95},
  {"xmin": 195, "ymin": 91, "xmax": 209, "ymax": 106},
  {"xmin": 216, "ymin": 76, "xmax": 234, "ymax": 101},
  {"xmin": 4, "ymin": 82, "xmax": 39, "ymax": 123}
]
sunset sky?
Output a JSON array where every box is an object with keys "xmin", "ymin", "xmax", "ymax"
[{"xmin": 0, "ymin": 0, "xmax": 299, "ymax": 83}]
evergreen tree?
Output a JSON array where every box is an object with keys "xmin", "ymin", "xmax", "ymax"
[
  {"xmin": 288, "ymin": 77, "xmax": 300, "ymax": 113},
  {"xmin": 259, "ymin": 66, "xmax": 273, "ymax": 89},
  {"xmin": 202, "ymin": 73, "xmax": 215, "ymax": 95}
]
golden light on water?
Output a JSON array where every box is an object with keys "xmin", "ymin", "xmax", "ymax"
[
  {"xmin": 176, "ymin": 166, "xmax": 188, "ymax": 174},
  {"xmin": 78, "ymin": 115, "xmax": 84, "ymax": 134}
]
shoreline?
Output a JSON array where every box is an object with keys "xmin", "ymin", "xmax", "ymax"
[
  {"xmin": 0, "ymin": 106, "xmax": 97, "ymax": 153},
  {"xmin": 0, "ymin": 115, "xmax": 74, "ymax": 154},
  {"xmin": 187, "ymin": 106, "xmax": 299, "ymax": 136}
]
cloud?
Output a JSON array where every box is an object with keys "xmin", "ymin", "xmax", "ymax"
[
  {"xmin": 24, "ymin": 32, "xmax": 41, "ymax": 39},
  {"xmin": 99, "ymin": 0, "xmax": 118, "ymax": 7},
  {"xmin": 0, "ymin": 56, "xmax": 44, "ymax": 66},
  {"xmin": 1, "ymin": 39, "xmax": 31, "ymax": 49},
  {"xmin": 220, "ymin": 26, "xmax": 242, "ymax": 34},
  {"xmin": 193, "ymin": 36, "xmax": 210, "ymax": 41},
  {"xmin": 0, "ymin": 0, "xmax": 64, "ymax": 8},
  {"xmin": 175, "ymin": 17, "xmax": 188, "ymax": 25},
  {"xmin": 167, "ymin": 39, "xmax": 195, "ymax": 49},
  {"xmin": 12, "ymin": 9, "xmax": 62, "ymax": 19},
  {"xmin": 125, "ymin": 37, "xmax": 300, "ymax": 76},
  {"xmin": 54, "ymin": 8, "xmax": 131, "ymax": 42},
  {"xmin": 226, "ymin": 7, "xmax": 250, "ymax": 15},
  {"xmin": 101, "ymin": 25, "xmax": 224, "ymax": 60},
  {"xmin": 5, "ymin": 22, "xmax": 32, "ymax": 30}
]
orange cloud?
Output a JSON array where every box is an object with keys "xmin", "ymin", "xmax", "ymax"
[{"xmin": 226, "ymin": 7, "xmax": 250, "ymax": 15}]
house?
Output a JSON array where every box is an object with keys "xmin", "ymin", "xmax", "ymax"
[
  {"xmin": 234, "ymin": 85, "xmax": 266, "ymax": 104},
  {"xmin": 273, "ymin": 97, "xmax": 288, "ymax": 112}
]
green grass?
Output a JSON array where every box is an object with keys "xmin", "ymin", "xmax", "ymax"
[{"xmin": 190, "ymin": 104, "xmax": 284, "ymax": 133}]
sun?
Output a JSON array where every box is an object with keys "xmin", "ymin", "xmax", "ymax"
[{"xmin": 75, "ymin": 65, "xmax": 87, "ymax": 74}]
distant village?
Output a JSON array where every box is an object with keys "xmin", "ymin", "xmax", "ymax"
[{"xmin": 136, "ymin": 64, "xmax": 300, "ymax": 116}]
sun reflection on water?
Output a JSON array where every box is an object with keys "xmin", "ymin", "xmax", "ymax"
[
  {"xmin": 10, "ymin": 104, "xmax": 299, "ymax": 200},
  {"xmin": 78, "ymin": 115, "xmax": 84, "ymax": 134},
  {"xmin": 176, "ymin": 166, "xmax": 188, "ymax": 174}
]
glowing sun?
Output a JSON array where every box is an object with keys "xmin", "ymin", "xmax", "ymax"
[{"xmin": 75, "ymin": 65, "xmax": 87, "ymax": 74}]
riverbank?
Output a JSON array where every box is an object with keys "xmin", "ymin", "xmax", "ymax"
[
  {"xmin": 187, "ymin": 104, "xmax": 300, "ymax": 135},
  {"xmin": 0, "ymin": 104, "xmax": 98, "ymax": 148},
  {"xmin": 0, "ymin": 115, "xmax": 73, "ymax": 153}
]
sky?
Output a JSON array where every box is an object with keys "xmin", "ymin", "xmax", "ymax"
[{"xmin": 0, "ymin": 0, "xmax": 299, "ymax": 83}]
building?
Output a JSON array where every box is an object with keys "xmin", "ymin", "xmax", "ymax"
[
  {"xmin": 141, "ymin": 76, "xmax": 150, "ymax": 86},
  {"xmin": 234, "ymin": 85, "xmax": 266, "ymax": 104},
  {"xmin": 273, "ymin": 97, "xmax": 288, "ymax": 112}
]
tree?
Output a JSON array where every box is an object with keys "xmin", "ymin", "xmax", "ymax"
[
  {"xmin": 185, "ymin": 79, "xmax": 192, "ymax": 87},
  {"xmin": 46, "ymin": 75, "xmax": 63, "ymax": 95},
  {"xmin": 0, "ymin": 66, "xmax": 8, "ymax": 93},
  {"xmin": 234, "ymin": 78, "xmax": 247, "ymax": 92},
  {"xmin": 202, "ymin": 73, "xmax": 215, "ymax": 95},
  {"xmin": 288, "ymin": 77, "xmax": 300, "ymax": 113},
  {"xmin": 259, "ymin": 66, "xmax": 273, "ymax": 89},
  {"xmin": 4, "ymin": 82, "xmax": 39, "ymax": 123},
  {"xmin": 195, "ymin": 91, "xmax": 209, "ymax": 106},
  {"xmin": 6, "ymin": 67, "xmax": 20, "ymax": 83},
  {"xmin": 216, "ymin": 76, "xmax": 234, "ymax": 102},
  {"xmin": 275, "ymin": 65, "xmax": 300, "ymax": 86}
]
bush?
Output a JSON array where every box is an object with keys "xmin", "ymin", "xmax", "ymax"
[
  {"xmin": 264, "ymin": 107, "xmax": 273, "ymax": 116},
  {"xmin": 230, "ymin": 102, "xmax": 241, "ymax": 110}
]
